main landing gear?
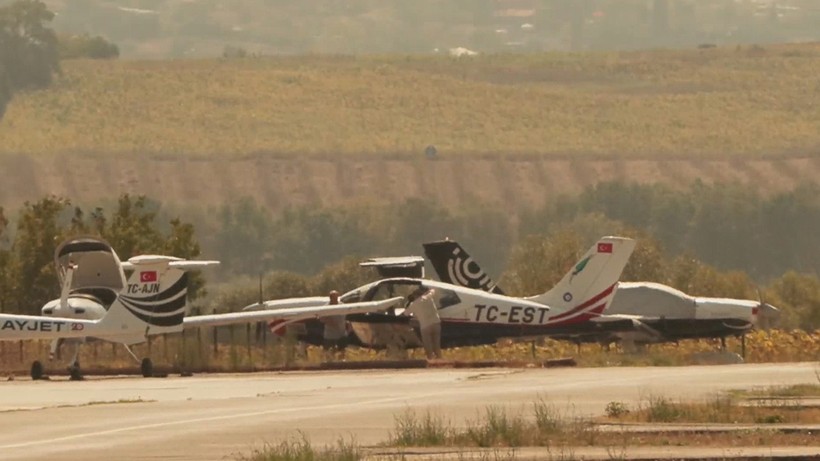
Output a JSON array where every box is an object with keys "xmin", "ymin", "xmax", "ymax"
[
  {"xmin": 141, "ymin": 358, "xmax": 153, "ymax": 378},
  {"xmin": 30, "ymin": 341, "xmax": 156, "ymax": 380},
  {"xmin": 124, "ymin": 345, "xmax": 153, "ymax": 378},
  {"xmin": 30, "ymin": 360, "xmax": 44, "ymax": 380}
]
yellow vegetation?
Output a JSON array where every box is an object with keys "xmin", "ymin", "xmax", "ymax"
[
  {"xmin": 0, "ymin": 329, "xmax": 815, "ymax": 375},
  {"xmin": 2, "ymin": 44, "xmax": 820, "ymax": 158}
]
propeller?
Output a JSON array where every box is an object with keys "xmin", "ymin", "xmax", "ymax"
[
  {"xmin": 59, "ymin": 263, "xmax": 77, "ymax": 314},
  {"xmin": 754, "ymin": 286, "xmax": 780, "ymax": 331}
]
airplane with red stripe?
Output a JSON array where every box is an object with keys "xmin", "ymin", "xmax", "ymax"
[{"xmin": 271, "ymin": 236, "xmax": 637, "ymax": 351}]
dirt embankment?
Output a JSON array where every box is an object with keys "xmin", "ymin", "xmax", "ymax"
[{"xmin": 0, "ymin": 154, "xmax": 817, "ymax": 212}]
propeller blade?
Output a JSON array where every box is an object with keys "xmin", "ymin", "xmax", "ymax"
[{"xmin": 60, "ymin": 264, "xmax": 77, "ymax": 310}]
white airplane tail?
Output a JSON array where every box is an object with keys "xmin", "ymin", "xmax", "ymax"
[
  {"xmin": 97, "ymin": 258, "xmax": 190, "ymax": 340},
  {"xmin": 527, "ymin": 237, "xmax": 636, "ymax": 318}
]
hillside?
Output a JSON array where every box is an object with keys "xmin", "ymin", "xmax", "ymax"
[
  {"xmin": 1, "ymin": 45, "xmax": 819, "ymax": 211},
  {"xmin": 0, "ymin": 153, "xmax": 817, "ymax": 213}
]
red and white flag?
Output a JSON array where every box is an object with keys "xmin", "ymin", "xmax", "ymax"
[
  {"xmin": 140, "ymin": 271, "xmax": 158, "ymax": 283},
  {"xmin": 597, "ymin": 242, "xmax": 613, "ymax": 253}
]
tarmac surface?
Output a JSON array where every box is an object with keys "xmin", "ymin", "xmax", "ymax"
[{"xmin": 0, "ymin": 362, "xmax": 817, "ymax": 460}]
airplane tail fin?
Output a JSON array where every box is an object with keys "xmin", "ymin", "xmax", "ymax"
[
  {"xmin": 423, "ymin": 240, "xmax": 505, "ymax": 295},
  {"xmin": 528, "ymin": 236, "xmax": 635, "ymax": 318},
  {"xmin": 97, "ymin": 257, "xmax": 191, "ymax": 340}
]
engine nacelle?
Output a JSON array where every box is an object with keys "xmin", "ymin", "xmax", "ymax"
[{"xmin": 41, "ymin": 295, "xmax": 107, "ymax": 321}]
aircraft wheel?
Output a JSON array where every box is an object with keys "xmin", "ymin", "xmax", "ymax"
[
  {"xmin": 68, "ymin": 365, "xmax": 83, "ymax": 381},
  {"xmin": 141, "ymin": 358, "xmax": 153, "ymax": 378},
  {"xmin": 30, "ymin": 361, "xmax": 44, "ymax": 380}
]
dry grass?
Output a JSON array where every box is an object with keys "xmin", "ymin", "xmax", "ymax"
[
  {"xmin": 237, "ymin": 400, "xmax": 817, "ymax": 460},
  {"xmin": 729, "ymin": 383, "xmax": 820, "ymax": 399},
  {"xmin": 2, "ymin": 44, "xmax": 820, "ymax": 158},
  {"xmin": 603, "ymin": 394, "xmax": 820, "ymax": 424},
  {"xmin": 1, "ymin": 329, "xmax": 815, "ymax": 378},
  {"xmin": 388, "ymin": 400, "xmax": 818, "ymax": 448}
]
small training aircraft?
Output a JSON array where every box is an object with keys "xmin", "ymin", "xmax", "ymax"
[
  {"xmin": 4, "ymin": 237, "xmax": 402, "ymax": 380},
  {"xmin": 248, "ymin": 236, "xmax": 637, "ymax": 354},
  {"xmin": 423, "ymin": 239, "xmax": 780, "ymax": 351}
]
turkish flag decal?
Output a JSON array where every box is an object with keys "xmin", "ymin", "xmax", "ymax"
[
  {"xmin": 140, "ymin": 271, "xmax": 158, "ymax": 283},
  {"xmin": 597, "ymin": 242, "xmax": 613, "ymax": 253}
]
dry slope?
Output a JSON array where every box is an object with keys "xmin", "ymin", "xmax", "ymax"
[{"xmin": 0, "ymin": 153, "xmax": 816, "ymax": 212}]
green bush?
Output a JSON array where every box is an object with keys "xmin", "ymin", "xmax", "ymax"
[{"xmin": 59, "ymin": 34, "xmax": 119, "ymax": 60}]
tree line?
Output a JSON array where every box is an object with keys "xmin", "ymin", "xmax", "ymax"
[
  {"xmin": 0, "ymin": 194, "xmax": 202, "ymax": 314},
  {"xmin": 200, "ymin": 181, "xmax": 820, "ymax": 282},
  {"xmin": 1, "ymin": 181, "xmax": 818, "ymax": 330},
  {"xmin": 0, "ymin": 0, "xmax": 117, "ymax": 119}
]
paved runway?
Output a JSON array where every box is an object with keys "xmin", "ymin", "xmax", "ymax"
[{"xmin": 0, "ymin": 362, "xmax": 817, "ymax": 460}]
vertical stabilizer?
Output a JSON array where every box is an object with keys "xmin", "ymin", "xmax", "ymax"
[
  {"xmin": 423, "ymin": 240, "xmax": 505, "ymax": 295},
  {"xmin": 528, "ymin": 237, "xmax": 635, "ymax": 318},
  {"xmin": 98, "ymin": 260, "xmax": 188, "ymax": 338}
]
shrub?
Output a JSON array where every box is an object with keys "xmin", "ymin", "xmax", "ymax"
[
  {"xmin": 59, "ymin": 34, "xmax": 119, "ymax": 60},
  {"xmin": 605, "ymin": 401, "xmax": 630, "ymax": 419}
]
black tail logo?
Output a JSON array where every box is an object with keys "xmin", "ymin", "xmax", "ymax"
[
  {"xmin": 119, "ymin": 273, "xmax": 188, "ymax": 327},
  {"xmin": 424, "ymin": 241, "xmax": 504, "ymax": 294}
]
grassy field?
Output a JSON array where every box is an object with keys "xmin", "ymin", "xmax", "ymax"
[{"xmin": 2, "ymin": 43, "xmax": 820, "ymax": 158}]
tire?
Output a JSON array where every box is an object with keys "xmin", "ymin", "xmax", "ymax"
[
  {"xmin": 30, "ymin": 361, "xmax": 44, "ymax": 380},
  {"xmin": 68, "ymin": 365, "xmax": 83, "ymax": 381},
  {"xmin": 141, "ymin": 358, "xmax": 153, "ymax": 378}
]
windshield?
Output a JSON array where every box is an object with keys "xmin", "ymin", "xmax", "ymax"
[{"xmin": 363, "ymin": 280, "xmax": 422, "ymax": 302}]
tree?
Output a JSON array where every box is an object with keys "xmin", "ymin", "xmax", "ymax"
[
  {"xmin": 501, "ymin": 230, "xmax": 583, "ymax": 297},
  {"xmin": 104, "ymin": 194, "xmax": 163, "ymax": 258},
  {"xmin": 0, "ymin": 206, "xmax": 10, "ymax": 312},
  {"xmin": 766, "ymin": 271, "xmax": 820, "ymax": 331},
  {"xmin": 164, "ymin": 217, "xmax": 207, "ymax": 300},
  {"xmin": 58, "ymin": 33, "xmax": 119, "ymax": 60},
  {"xmin": 7, "ymin": 196, "xmax": 70, "ymax": 313},
  {"xmin": 0, "ymin": 0, "xmax": 60, "ymax": 118}
]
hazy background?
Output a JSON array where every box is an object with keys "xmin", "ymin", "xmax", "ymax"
[{"xmin": 30, "ymin": 0, "xmax": 820, "ymax": 59}]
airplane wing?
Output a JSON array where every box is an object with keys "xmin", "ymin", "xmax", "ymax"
[
  {"xmin": 242, "ymin": 296, "xmax": 330, "ymax": 312},
  {"xmin": 183, "ymin": 297, "xmax": 404, "ymax": 328}
]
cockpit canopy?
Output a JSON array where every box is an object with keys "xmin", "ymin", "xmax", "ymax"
[
  {"xmin": 55, "ymin": 237, "xmax": 126, "ymax": 305},
  {"xmin": 341, "ymin": 278, "xmax": 462, "ymax": 310}
]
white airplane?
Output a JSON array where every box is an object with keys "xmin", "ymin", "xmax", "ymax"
[
  {"xmin": 247, "ymin": 237, "xmax": 637, "ymax": 353},
  {"xmin": 423, "ymin": 238, "xmax": 780, "ymax": 351},
  {"xmin": 6, "ymin": 237, "xmax": 402, "ymax": 380}
]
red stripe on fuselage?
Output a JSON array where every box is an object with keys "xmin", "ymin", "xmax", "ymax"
[
  {"xmin": 548, "ymin": 283, "xmax": 616, "ymax": 322},
  {"xmin": 546, "ymin": 302, "xmax": 607, "ymax": 326}
]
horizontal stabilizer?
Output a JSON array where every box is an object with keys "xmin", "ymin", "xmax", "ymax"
[
  {"xmin": 360, "ymin": 256, "xmax": 425, "ymax": 267},
  {"xmin": 122, "ymin": 255, "xmax": 220, "ymax": 271},
  {"xmin": 360, "ymin": 256, "xmax": 425, "ymax": 278}
]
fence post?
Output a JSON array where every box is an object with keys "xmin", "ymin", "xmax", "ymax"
[{"xmin": 246, "ymin": 323, "xmax": 252, "ymax": 368}]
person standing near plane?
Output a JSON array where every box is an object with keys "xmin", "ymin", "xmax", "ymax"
[
  {"xmin": 405, "ymin": 286, "xmax": 442, "ymax": 360},
  {"xmin": 321, "ymin": 290, "xmax": 348, "ymax": 359}
]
